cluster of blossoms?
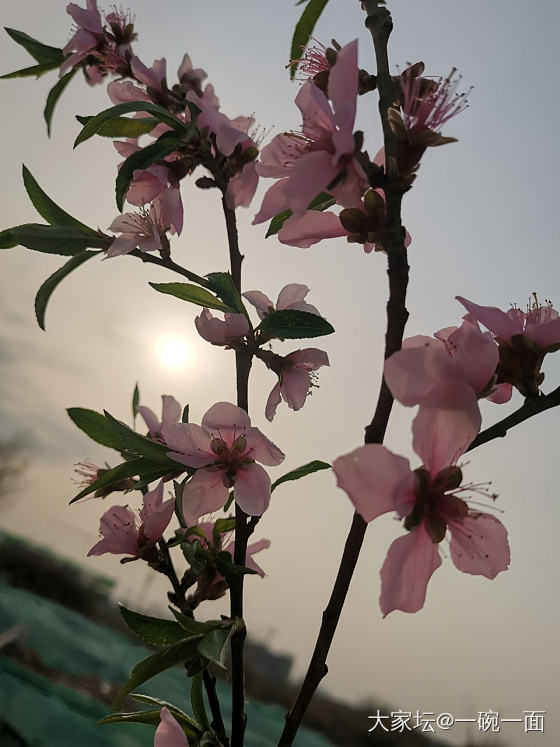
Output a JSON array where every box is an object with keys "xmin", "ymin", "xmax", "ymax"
[{"xmin": 334, "ymin": 294, "xmax": 560, "ymax": 616}]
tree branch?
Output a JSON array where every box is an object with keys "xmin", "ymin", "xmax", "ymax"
[{"xmin": 129, "ymin": 249, "xmax": 211, "ymax": 288}]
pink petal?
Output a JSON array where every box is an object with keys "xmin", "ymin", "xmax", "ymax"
[
  {"xmin": 137, "ymin": 405, "xmax": 160, "ymax": 436},
  {"xmin": 234, "ymin": 463, "xmax": 272, "ymax": 516},
  {"xmin": 163, "ymin": 423, "xmax": 213, "ymax": 468},
  {"xmin": 253, "ymin": 178, "xmax": 290, "ymax": 225},
  {"xmin": 242, "ymin": 290, "xmax": 274, "ymax": 319},
  {"xmin": 289, "ymin": 348, "xmax": 330, "ymax": 370},
  {"xmin": 527, "ymin": 316, "xmax": 560, "ymax": 349},
  {"xmin": 140, "ymin": 482, "xmax": 175, "ymax": 542},
  {"xmin": 161, "ymin": 395, "xmax": 182, "ymax": 428},
  {"xmin": 328, "ymin": 39, "xmax": 359, "ymax": 162},
  {"xmin": 88, "ymin": 506, "xmax": 139, "ymax": 557},
  {"xmin": 107, "ymin": 80, "xmax": 151, "ymax": 105},
  {"xmin": 257, "ymin": 133, "xmax": 303, "ymax": 178},
  {"xmin": 283, "ymin": 150, "xmax": 339, "ymax": 217},
  {"xmin": 456, "ymin": 296, "xmax": 521, "ymax": 342},
  {"xmin": 384, "ymin": 336, "xmax": 453, "ymax": 406},
  {"xmin": 106, "ymin": 234, "xmax": 138, "ymax": 257},
  {"xmin": 181, "ymin": 468, "xmax": 229, "ymax": 525},
  {"xmin": 265, "ymin": 381, "xmax": 282, "ymax": 421},
  {"xmin": 226, "ymin": 162, "xmax": 259, "ymax": 209},
  {"xmin": 380, "ymin": 524, "xmax": 442, "ymax": 616},
  {"xmin": 446, "ymin": 322, "xmax": 499, "ymax": 394},
  {"xmin": 280, "ymin": 367, "xmax": 311, "ymax": 411},
  {"xmin": 244, "ymin": 427, "xmax": 285, "ymax": 466},
  {"xmin": 448, "ymin": 512, "xmax": 510, "ymax": 579},
  {"xmin": 277, "ymin": 211, "xmax": 346, "ymax": 248},
  {"xmin": 154, "ymin": 707, "xmax": 190, "ymax": 747},
  {"xmin": 295, "ymin": 82, "xmax": 334, "ymax": 140},
  {"xmin": 201, "ymin": 402, "xmax": 251, "ymax": 434},
  {"xmin": 245, "ymin": 538, "xmax": 271, "ymax": 577},
  {"xmin": 486, "ymin": 382, "xmax": 513, "ymax": 404},
  {"xmin": 333, "ymin": 444, "xmax": 415, "ymax": 522},
  {"xmin": 412, "ymin": 380, "xmax": 481, "ymax": 476},
  {"xmin": 276, "ymin": 283, "xmax": 309, "ymax": 310}
]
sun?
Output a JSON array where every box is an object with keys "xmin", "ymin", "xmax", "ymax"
[{"xmin": 156, "ymin": 336, "xmax": 192, "ymax": 369}]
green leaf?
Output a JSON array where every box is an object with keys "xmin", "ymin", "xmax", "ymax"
[
  {"xmin": 76, "ymin": 114, "xmax": 160, "ymax": 139},
  {"xmin": 215, "ymin": 551, "xmax": 257, "ymax": 584},
  {"xmin": 149, "ymin": 282, "xmax": 236, "ymax": 313},
  {"xmin": 129, "ymin": 695, "xmax": 201, "ymax": 737},
  {"xmin": 212, "ymin": 517, "xmax": 236, "ymax": 545},
  {"xmin": 44, "ymin": 68, "xmax": 77, "ymax": 135},
  {"xmin": 115, "ymin": 133, "xmax": 183, "ymax": 211},
  {"xmin": 67, "ymin": 407, "xmax": 125, "ymax": 450},
  {"xmin": 181, "ymin": 404, "xmax": 189, "ymax": 423},
  {"xmin": 132, "ymin": 382, "xmax": 140, "ymax": 422},
  {"xmin": 4, "ymin": 28, "xmax": 64, "ymax": 65},
  {"xmin": 0, "ymin": 230, "xmax": 17, "ymax": 249},
  {"xmin": 182, "ymin": 540, "xmax": 208, "ymax": 577},
  {"xmin": 197, "ymin": 627, "xmax": 231, "ymax": 667},
  {"xmin": 74, "ymin": 101, "xmax": 189, "ymax": 147},
  {"xmin": 103, "ymin": 411, "xmax": 178, "ymax": 464},
  {"xmin": 100, "ymin": 705, "xmax": 200, "ymax": 740},
  {"xmin": 265, "ymin": 209, "xmax": 292, "ymax": 239},
  {"xmin": 289, "ymin": 0, "xmax": 330, "ymax": 79},
  {"xmin": 205, "ymin": 272, "xmax": 246, "ymax": 315},
  {"xmin": 0, "ymin": 60, "xmax": 60, "ymax": 79},
  {"xmin": 171, "ymin": 611, "xmax": 224, "ymax": 638},
  {"xmin": 271, "ymin": 459, "xmax": 331, "ymax": 491},
  {"xmin": 70, "ymin": 457, "xmax": 166, "ymax": 503},
  {"xmin": 113, "ymin": 637, "xmax": 202, "ymax": 709},
  {"xmin": 190, "ymin": 674, "xmax": 210, "ymax": 731},
  {"xmin": 256, "ymin": 309, "xmax": 334, "ymax": 339},
  {"xmin": 35, "ymin": 251, "xmax": 99, "ymax": 330},
  {"xmin": 5, "ymin": 223, "xmax": 109, "ymax": 255},
  {"xmin": 119, "ymin": 605, "xmax": 189, "ymax": 647},
  {"xmin": 22, "ymin": 165, "xmax": 98, "ymax": 233},
  {"xmin": 266, "ymin": 192, "xmax": 335, "ymax": 238}
]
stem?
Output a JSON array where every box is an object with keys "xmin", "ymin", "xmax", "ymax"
[
  {"xmin": 129, "ymin": 249, "xmax": 211, "ymax": 287},
  {"xmin": 157, "ymin": 539, "xmax": 230, "ymax": 746},
  {"xmin": 221, "ymin": 196, "xmax": 252, "ymax": 747},
  {"xmin": 278, "ymin": 4, "xmax": 409, "ymax": 744}
]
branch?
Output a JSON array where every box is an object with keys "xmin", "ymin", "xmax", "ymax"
[
  {"xmin": 129, "ymin": 249, "xmax": 211, "ymax": 288},
  {"xmin": 278, "ymin": 4, "xmax": 410, "ymax": 744},
  {"xmin": 469, "ymin": 385, "xmax": 560, "ymax": 452}
]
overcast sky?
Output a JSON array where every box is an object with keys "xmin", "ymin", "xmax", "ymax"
[{"xmin": 1, "ymin": 2, "xmax": 560, "ymax": 746}]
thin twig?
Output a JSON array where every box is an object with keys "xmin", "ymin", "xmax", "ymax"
[
  {"xmin": 129, "ymin": 249, "xmax": 211, "ymax": 287},
  {"xmin": 278, "ymin": 3, "xmax": 409, "ymax": 744}
]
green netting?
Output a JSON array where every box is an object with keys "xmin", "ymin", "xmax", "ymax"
[{"xmin": 0, "ymin": 582, "xmax": 331, "ymax": 746}]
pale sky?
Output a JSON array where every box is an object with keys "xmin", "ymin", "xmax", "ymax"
[{"xmin": 1, "ymin": 2, "xmax": 560, "ymax": 746}]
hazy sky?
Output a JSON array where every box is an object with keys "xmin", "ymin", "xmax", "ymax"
[{"xmin": 1, "ymin": 2, "xmax": 560, "ymax": 746}]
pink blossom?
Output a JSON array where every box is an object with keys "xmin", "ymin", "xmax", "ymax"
[
  {"xmin": 384, "ymin": 320, "xmax": 512, "ymax": 407},
  {"xmin": 88, "ymin": 481, "xmax": 175, "ymax": 560},
  {"xmin": 457, "ymin": 295, "xmax": 560, "ymax": 397},
  {"xmin": 113, "ymin": 140, "xmax": 171, "ymax": 206},
  {"xmin": 60, "ymin": 0, "xmax": 104, "ymax": 77},
  {"xmin": 154, "ymin": 707, "xmax": 189, "ymax": 747},
  {"xmin": 137, "ymin": 395, "xmax": 182, "ymax": 441},
  {"xmin": 295, "ymin": 39, "xmax": 331, "ymax": 81},
  {"xmin": 243, "ymin": 283, "xmax": 320, "ymax": 320},
  {"xmin": 106, "ymin": 188, "xmax": 182, "ymax": 258},
  {"xmin": 194, "ymin": 309, "xmax": 250, "ymax": 346},
  {"xmin": 162, "ymin": 402, "xmax": 284, "ymax": 521},
  {"xmin": 253, "ymin": 40, "xmax": 367, "ymax": 224},
  {"xmin": 333, "ymin": 381, "xmax": 509, "ymax": 616},
  {"xmin": 265, "ymin": 348, "xmax": 329, "ymax": 421}
]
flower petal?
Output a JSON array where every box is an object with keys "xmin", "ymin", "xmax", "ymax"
[
  {"xmin": 384, "ymin": 336, "xmax": 454, "ymax": 406},
  {"xmin": 333, "ymin": 444, "xmax": 415, "ymax": 522},
  {"xmin": 234, "ymin": 463, "xmax": 272, "ymax": 516},
  {"xmin": 245, "ymin": 427, "xmax": 285, "ymax": 465},
  {"xmin": 181, "ymin": 468, "xmax": 229, "ymax": 525},
  {"xmin": 265, "ymin": 381, "xmax": 282, "ymax": 421},
  {"xmin": 456, "ymin": 296, "xmax": 521, "ymax": 342},
  {"xmin": 154, "ymin": 707, "xmax": 190, "ymax": 747},
  {"xmin": 379, "ymin": 524, "xmax": 442, "ymax": 616},
  {"xmin": 163, "ymin": 423, "xmax": 213, "ymax": 468},
  {"xmin": 449, "ymin": 512, "xmax": 510, "ymax": 579}
]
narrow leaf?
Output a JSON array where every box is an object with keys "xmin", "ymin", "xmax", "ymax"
[
  {"xmin": 76, "ymin": 114, "xmax": 160, "ymax": 139},
  {"xmin": 181, "ymin": 404, "xmax": 189, "ymax": 423},
  {"xmin": 149, "ymin": 282, "xmax": 236, "ymax": 313},
  {"xmin": 67, "ymin": 407, "xmax": 125, "ymax": 450},
  {"xmin": 266, "ymin": 192, "xmax": 334, "ymax": 238},
  {"xmin": 74, "ymin": 101, "xmax": 189, "ymax": 147},
  {"xmin": 129, "ymin": 695, "xmax": 201, "ymax": 738},
  {"xmin": 289, "ymin": 0, "xmax": 330, "ymax": 79},
  {"xmin": 103, "ymin": 410, "xmax": 177, "ymax": 464},
  {"xmin": 256, "ymin": 309, "xmax": 334, "ymax": 339},
  {"xmin": 35, "ymin": 251, "xmax": 98, "ymax": 330},
  {"xmin": 171, "ymin": 610, "xmax": 224, "ymax": 637},
  {"xmin": 70, "ymin": 457, "xmax": 165, "ymax": 503},
  {"xmin": 22, "ymin": 165, "xmax": 98, "ymax": 232},
  {"xmin": 0, "ymin": 230, "xmax": 17, "ymax": 249},
  {"xmin": 0, "ymin": 60, "xmax": 60, "ymax": 79},
  {"xmin": 212, "ymin": 517, "xmax": 236, "ymax": 544},
  {"xmin": 44, "ymin": 68, "xmax": 77, "ymax": 135},
  {"xmin": 191, "ymin": 674, "xmax": 210, "ymax": 731},
  {"xmin": 205, "ymin": 272, "xmax": 246, "ymax": 315},
  {"xmin": 115, "ymin": 134, "xmax": 182, "ymax": 211},
  {"xmin": 197, "ymin": 627, "xmax": 231, "ymax": 667},
  {"xmin": 7, "ymin": 223, "xmax": 109, "ymax": 255},
  {"xmin": 132, "ymin": 382, "xmax": 140, "ymax": 422},
  {"xmin": 120, "ymin": 605, "xmax": 189, "ymax": 647},
  {"xmin": 272, "ymin": 459, "xmax": 331, "ymax": 491},
  {"xmin": 113, "ymin": 638, "xmax": 202, "ymax": 709},
  {"xmin": 4, "ymin": 28, "xmax": 64, "ymax": 65}
]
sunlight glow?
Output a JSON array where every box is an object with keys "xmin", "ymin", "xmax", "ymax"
[{"xmin": 156, "ymin": 336, "xmax": 193, "ymax": 369}]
